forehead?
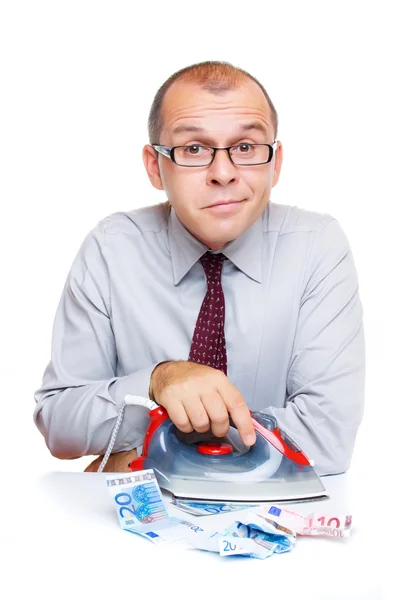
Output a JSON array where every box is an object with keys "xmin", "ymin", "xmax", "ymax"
[{"xmin": 160, "ymin": 78, "xmax": 272, "ymax": 138}]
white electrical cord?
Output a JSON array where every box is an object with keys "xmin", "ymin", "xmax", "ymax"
[{"xmin": 97, "ymin": 395, "xmax": 158, "ymax": 472}]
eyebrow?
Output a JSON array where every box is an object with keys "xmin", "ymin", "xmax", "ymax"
[{"xmin": 172, "ymin": 122, "xmax": 269, "ymax": 136}]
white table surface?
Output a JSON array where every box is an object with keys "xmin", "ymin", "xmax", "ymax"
[{"xmin": 2, "ymin": 470, "xmax": 390, "ymax": 600}]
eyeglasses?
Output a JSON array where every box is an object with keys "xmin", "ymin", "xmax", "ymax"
[{"xmin": 152, "ymin": 141, "xmax": 277, "ymax": 167}]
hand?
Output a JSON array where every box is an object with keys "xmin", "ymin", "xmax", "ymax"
[
  {"xmin": 84, "ymin": 448, "xmax": 138, "ymax": 473},
  {"xmin": 149, "ymin": 361, "xmax": 256, "ymax": 446}
]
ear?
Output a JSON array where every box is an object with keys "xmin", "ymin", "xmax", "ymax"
[
  {"xmin": 142, "ymin": 144, "xmax": 164, "ymax": 190},
  {"xmin": 272, "ymin": 141, "xmax": 283, "ymax": 187}
]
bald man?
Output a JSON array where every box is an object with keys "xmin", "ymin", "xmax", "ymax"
[{"xmin": 34, "ymin": 61, "xmax": 365, "ymax": 476}]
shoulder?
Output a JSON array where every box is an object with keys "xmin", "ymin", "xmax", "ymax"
[
  {"xmin": 98, "ymin": 201, "xmax": 170, "ymax": 238},
  {"xmin": 265, "ymin": 203, "xmax": 352, "ymax": 275},
  {"xmin": 265, "ymin": 202, "xmax": 337, "ymax": 235},
  {"xmin": 73, "ymin": 201, "xmax": 170, "ymax": 268}
]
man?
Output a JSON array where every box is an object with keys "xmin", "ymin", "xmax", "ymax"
[{"xmin": 34, "ymin": 61, "xmax": 365, "ymax": 475}]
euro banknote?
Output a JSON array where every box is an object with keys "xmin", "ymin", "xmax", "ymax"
[
  {"xmin": 186, "ymin": 528, "xmax": 278, "ymax": 559},
  {"xmin": 225, "ymin": 519, "xmax": 294, "ymax": 554},
  {"xmin": 106, "ymin": 471, "xmax": 206, "ymax": 544},
  {"xmin": 257, "ymin": 505, "xmax": 352, "ymax": 538},
  {"xmin": 172, "ymin": 497, "xmax": 260, "ymax": 516}
]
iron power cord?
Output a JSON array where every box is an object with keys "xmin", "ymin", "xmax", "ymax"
[{"xmin": 97, "ymin": 395, "xmax": 158, "ymax": 473}]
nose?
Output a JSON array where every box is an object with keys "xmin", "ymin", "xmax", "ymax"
[{"xmin": 206, "ymin": 148, "xmax": 238, "ymax": 186}]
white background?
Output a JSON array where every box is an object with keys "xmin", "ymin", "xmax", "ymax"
[{"xmin": 0, "ymin": 1, "xmax": 398, "ymax": 596}]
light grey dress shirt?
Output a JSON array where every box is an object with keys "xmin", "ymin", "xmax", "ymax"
[{"xmin": 34, "ymin": 200, "xmax": 365, "ymax": 475}]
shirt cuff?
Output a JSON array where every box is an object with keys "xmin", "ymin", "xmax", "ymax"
[
  {"xmin": 109, "ymin": 363, "xmax": 158, "ymax": 406},
  {"xmin": 107, "ymin": 363, "xmax": 160, "ymax": 451}
]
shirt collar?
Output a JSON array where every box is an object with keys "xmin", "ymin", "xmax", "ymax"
[{"xmin": 168, "ymin": 204, "xmax": 264, "ymax": 285}]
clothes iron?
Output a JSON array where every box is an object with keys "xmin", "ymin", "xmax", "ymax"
[{"xmin": 128, "ymin": 404, "xmax": 328, "ymax": 503}]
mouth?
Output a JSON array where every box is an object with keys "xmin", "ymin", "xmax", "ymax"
[{"xmin": 204, "ymin": 199, "xmax": 246, "ymax": 212}]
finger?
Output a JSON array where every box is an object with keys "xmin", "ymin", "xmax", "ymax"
[
  {"xmin": 161, "ymin": 398, "xmax": 193, "ymax": 433},
  {"xmin": 182, "ymin": 397, "xmax": 210, "ymax": 433},
  {"xmin": 218, "ymin": 381, "xmax": 256, "ymax": 446},
  {"xmin": 201, "ymin": 392, "xmax": 230, "ymax": 438}
]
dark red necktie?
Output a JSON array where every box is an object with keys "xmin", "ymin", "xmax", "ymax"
[{"xmin": 188, "ymin": 252, "xmax": 227, "ymax": 375}]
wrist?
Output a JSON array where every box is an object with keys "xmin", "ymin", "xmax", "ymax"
[{"xmin": 149, "ymin": 361, "xmax": 172, "ymax": 400}]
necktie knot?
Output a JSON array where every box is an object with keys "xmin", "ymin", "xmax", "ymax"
[{"xmin": 200, "ymin": 252, "xmax": 226, "ymax": 284}]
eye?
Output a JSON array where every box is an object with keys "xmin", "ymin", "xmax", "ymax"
[
  {"xmin": 184, "ymin": 145, "xmax": 204, "ymax": 155},
  {"xmin": 237, "ymin": 143, "xmax": 253, "ymax": 153}
]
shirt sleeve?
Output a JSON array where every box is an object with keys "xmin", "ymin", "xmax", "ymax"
[
  {"xmin": 265, "ymin": 219, "xmax": 365, "ymax": 476},
  {"xmin": 33, "ymin": 223, "xmax": 156, "ymax": 459}
]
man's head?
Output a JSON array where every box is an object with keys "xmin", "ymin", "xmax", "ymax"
[{"xmin": 143, "ymin": 61, "xmax": 283, "ymax": 250}]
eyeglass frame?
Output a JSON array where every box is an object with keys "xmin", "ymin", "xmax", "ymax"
[{"xmin": 152, "ymin": 141, "xmax": 277, "ymax": 167}]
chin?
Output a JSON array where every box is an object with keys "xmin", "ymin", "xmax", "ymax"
[
  {"xmin": 191, "ymin": 218, "xmax": 245, "ymax": 248},
  {"xmin": 206, "ymin": 242, "xmax": 228, "ymax": 251},
  {"xmin": 204, "ymin": 232, "xmax": 238, "ymax": 250}
]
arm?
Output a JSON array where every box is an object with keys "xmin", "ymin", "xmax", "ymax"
[
  {"xmin": 33, "ymin": 223, "xmax": 156, "ymax": 460},
  {"xmin": 266, "ymin": 219, "xmax": 365, "ymax": 475}
]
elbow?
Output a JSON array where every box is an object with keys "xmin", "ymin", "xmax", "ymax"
[
  {"xmin": 316, "ymin": 457, "xmax": 348, "ymax": 477},
  {"xmin": 40, "ymin": 428, "xmax": 84, "ymax": 460},
  {"xmin": 311, "ymin": 412, "xmax": 362, "ymax": 476},
  {"xmin": 314, "ymin": 440, "xmax": 354, "ymax": 476},
  {"xmin": 47, "ymin": 440, "xmax": 81, "ymax": 460},
  {"xmin": 34, "ymin": 403, "xmax": 84, "ymax": 460}
]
